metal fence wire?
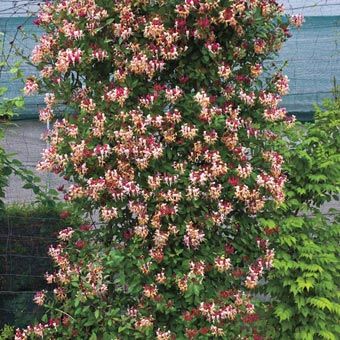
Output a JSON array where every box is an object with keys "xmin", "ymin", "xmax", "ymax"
[{"xmin": 0, "ymin": 213, "xmax": 62, "ymax": 328}]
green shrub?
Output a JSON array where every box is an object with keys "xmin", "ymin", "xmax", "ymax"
[
  {"xmin": 262, "ymin": 97, "xmax": 340, "ymax": 339},
  {"xmin": 0, "ymin": 325, "xmax": 14, "ymax": 340}
]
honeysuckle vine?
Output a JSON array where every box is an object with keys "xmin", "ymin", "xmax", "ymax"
[{"xmin": 18, "ymin": 1, "xmax": 303, "ymax": 339}]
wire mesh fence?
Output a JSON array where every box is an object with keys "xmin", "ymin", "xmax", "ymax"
[{"xmin": 0, "ymin": 209, "xmax": 65, "ymax": 328}]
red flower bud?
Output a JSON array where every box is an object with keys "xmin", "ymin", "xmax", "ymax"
[
  {"xmin": 228, "ymin": 177, "xmax": 239, "ymax": 186},
  {"xmin": 75, "ymin": 240, "xmax": 86, "ymax": 249},
  {"xmin": 123, "ymin": 229, "xmax": 134, "ymax": 240},
  {"xmin": 264, "ymin": 226, "xmax": 280, "ymax": 235},
  {"xmin": 59, "ymin": 211, "xmax": 71, "ymax": 219},
  {"xmin": 197, "ymin": 17, "xmax": 210, "ymax": 29},
  {"xmin": 242, "ymin": 314, "xmax": 260, "ymax": 323},
  {"xmin": 232, "ymin": 268, "xmax": 244, "ymax": 278},
  {"xmin": 79, "ymin": 224, "xmax": 92, "ymax": 232},
  {"xmin": 179, "ymin": 75, "xmax": 189, "ymax": 84},
  {"xmin": 62, "ymin": 316, "xmax": 70, "ymax": 326},
  {"xmin": 225, "ymin": 243, "xmax": 235, "ymax": 254},
  {"xmin": 200, "ymin": 327, "xmax": 209, "ymax": 335}
]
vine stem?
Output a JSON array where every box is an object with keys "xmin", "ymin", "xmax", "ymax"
[{"xmin": 54, "ymin": 308, "xmax": 76, "ymax": 321}]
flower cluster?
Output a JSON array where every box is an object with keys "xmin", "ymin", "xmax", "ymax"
[
  {"xmin": 290, "ymin": 14, "xmax": 305, "ymax": 28},
  {"xmin": 24, "ymin": 77, "xmax": 39, "ymax": 96}
]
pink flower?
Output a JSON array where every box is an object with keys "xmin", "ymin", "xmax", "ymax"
[
  {"xmin": 254, "ymin": 39, "xmax": 266, "ymax": 54},
  {"xmin": 189, "ymin": 260, "xmax": 206, "ymax": 276},
  {"xmin": 184, "ymin": 222, "xmax": 205, "ymax": 249},
  {"xmin": 58, "ymin": 227, "xmax": 74, "ymax": 241},
  {"xmin": 66, "ymin": 48, "xmax": 83, "ymax": 65},
  {"xmin": 91, "ymin": 47, "xmax": 109, "ymax": 61},
  {"xmin": 100, "ymin": 207, "xmax": 118, "ymax": 222},
  {"xmin": 205, "ymin": 42, "xmax": 222, "ymax": 54},
  {"xmin": 156, "ymin": 328, "xmax": 172, "ymax": 340},
  {"xmin": 60, "ymin": 20, "xmax": 84, "ymax": 40},
  {"xmin": 214, "ymin": 256, "xmax": 232, "ymax": 272},
  {"xmin": 44, "ymin": 272, "xmax": 55, "ymax": 284},
  {"xmin": 275, "ymin": 74, "xmax": 290, "ymax": 95},
  {"xmin": 33, "ymin": 290, "xmax": 46, "ymax": 306},
  {"xmin": 104, "ymin": 86, "xmax": 129, "ymax": 106},
  {"xmin": 219, "ymin": 8, "xmax": 236, "ymax": 25},
  {"xmin": 24, "ymin": 78, "xmax": 39, "ymax": 95},
  {"xmin": 290, "ymin": 14, "xmax": 305, "ymax": 28},
  {"xmin": 39, "ymin": 107, "xmax": 54, "ymax": 122},
  {"xmin": 143, "ymin": 284, "xmax": 158, "ymax": 299},
  {"xmin": 218, "ymin": 63, "xmax": 231, "ymax": 79},
  {"xmin": 165, "ymin": 86, "xmax": 183, "ymax": 103}
]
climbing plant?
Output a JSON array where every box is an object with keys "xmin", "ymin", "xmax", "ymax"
[{"xmin": 16, "ymin": 1, "xmax": 303, "ymax": 338}]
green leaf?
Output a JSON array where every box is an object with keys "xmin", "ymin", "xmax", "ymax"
[
  {"xmin": 284, "ymin": 217, "xmax": 304, "ymax": 229},
  {"xmin": 118, "ymin": 325, "xmax": 129, "ymax": 332},
  {"xmin": 274, "ymin": 305, "xmax": 293, "ymax": 321},
  {"xmin": 89, "ymin": 333, "xmax": 97, "ymax": 340},
  {"xmin": 318, "ymin": 330, "xmax": 336, "ymax": 340},
  {"xmin": 106, "ymin": 18, "xmax": 115, "ymax": 25},
  {"xmin": 84, "ymin": 320, "xmax": 95, "ymax": 327},
  {"xmin": 295, "ymin": 330, "xmax": 315, "ymax": 340},
  {"xmin": 280, "ymin": 235, "xmax": 297, "ymax": 246},
  {"xmin": 2, "ymin": 166, "xmax": 12, "ymax": 176},
  {"xmin": 14, "ymin": 98, "xmax": 24, "ymax": 108},
  {"xmin": 308, "ymin": 297, "xmax": 334, "ymax": 312},
  {"xmin": 22, "ymin": 183, "xmax": 33, "ymax": 189},
  {"xmin": 0, "ymin": 87, "xmax": 7, "ymax": 96},
  {"xmin": 296, "ymin": 277, "xmax": 315, "ymax": 292}
]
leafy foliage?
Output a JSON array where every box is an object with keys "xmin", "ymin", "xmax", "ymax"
[
  {"xmin": 0, "ymin": 325, "xmax": 14, "ymax": 340},
  {"xmin": 262, "ymin": 96, "xmax": 340, "ymax": 339},
  {"xmin": 0, "ymin": 79, "xmax": 25, "ymax": 210}
]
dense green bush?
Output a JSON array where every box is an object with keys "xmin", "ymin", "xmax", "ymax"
[
  {"xmin": 262, "ymin": 97, "xmax": 340, "ymax": 339},
  {"xmin": 0, "ymin": 325, "xmax": 14, "ymax": 340}
]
